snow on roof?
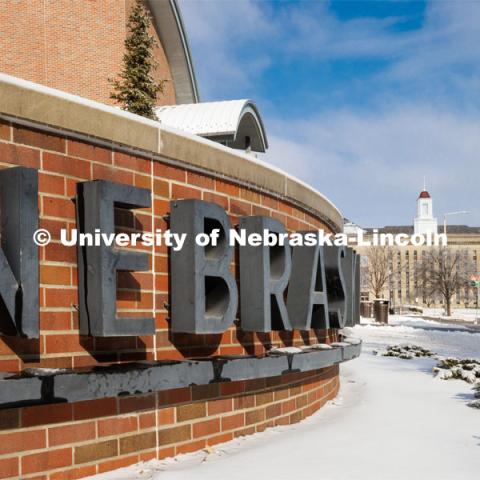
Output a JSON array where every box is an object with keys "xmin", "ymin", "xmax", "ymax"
[{"xmin": 155, "ymin": 99, "xmax": 268, "ymax": 153}]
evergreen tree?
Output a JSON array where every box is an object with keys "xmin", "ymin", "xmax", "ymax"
[{"xmin": 110, "ymin": 0, "xmax": 165, "ymax": 119}]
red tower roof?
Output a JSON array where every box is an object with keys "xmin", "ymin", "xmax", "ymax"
[{"xmin": 419, "ymin": 190, "xmax": 431, "ymax": 199}]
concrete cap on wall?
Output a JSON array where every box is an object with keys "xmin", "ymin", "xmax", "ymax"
[{"xmin": 0, "ymin": 73, "xmax": 343, "ymax": 232}]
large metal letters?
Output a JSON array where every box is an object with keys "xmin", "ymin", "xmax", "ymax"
[
  {"xmin": 239, "ymin": 216, "xmax": 292, "ymax": 332},
  {"xmin": 0, "ymin": 167, "xmax": 39, "ymax": 338},
  {"xmin": 0, "ymin": 176, "xmax": 361, "ymax": 338},
  {"xmin": 287, "ymin": 234, "xmax": 329, "ymax": 330},
  {"xmin": 169, "ymin": 199, "xmax": 238, "ymax": 334},
  {"xmin": 76, "ymin": 180, "xmax": 155, "ymax": 336}
]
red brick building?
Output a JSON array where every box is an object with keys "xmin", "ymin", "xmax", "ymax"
[{"xmin": 0, "ymin": 0, "xmax": 199, "ymax": 106}]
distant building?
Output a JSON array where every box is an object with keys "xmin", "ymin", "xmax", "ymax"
[
  {"xmin": 343, "ymin": 220, "xmax": 366, "ymax": 236},
  {"xmin": 354, "ymin": 188, "xmax": 480, "ymax": 308}
]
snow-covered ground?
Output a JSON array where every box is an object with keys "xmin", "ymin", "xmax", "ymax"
[
  {"xmin": 359, "ymin": 315, "xmax": 479, "ymax": 358},
  {"xmin": 89, "ymin": 316, "xmax": 480, "ymax": 480},
  {"xmin": 421, "ymin": 308, "xmax": 480, "ymax": 323}
]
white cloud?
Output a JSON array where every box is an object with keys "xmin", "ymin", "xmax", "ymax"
[
  {"xmin": 379, "ymin": 1, "xmax": 480, "ymax": 87},
  {"xmin": 178, "ymin": 0, "xmax": 275, "ymax": 98},
  {"xmin": 266, "ymin": 106, "xmax": 480, "ymax": 226}
]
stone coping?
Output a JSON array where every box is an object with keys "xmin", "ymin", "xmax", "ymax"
[
  {"xmin": 0, "ymin": 73, "xmax": 343, "ymax": 232},
  {"xmin": 0, "ymin": 343, "xmax": 361, "ymax": 408}
]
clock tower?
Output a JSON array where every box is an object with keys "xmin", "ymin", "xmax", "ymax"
[{"xmin": 414, "ymin": 180, "xmax": 438, "ymax": 235}]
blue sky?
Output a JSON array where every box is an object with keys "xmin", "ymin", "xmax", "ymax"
[{"xmin": 178, "ymin": 0, "xmax": 480, "ymax": 227}]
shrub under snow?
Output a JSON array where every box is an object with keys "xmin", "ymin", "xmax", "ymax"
[
  {"xmin": 467, "ymin": 383, "xmax": 480, "ymax": 409},
  {"xmin": 381, "ymin": 344, "xmax": 436, "ymax": 360},
  {"xmin": 433, "ymin": 358, "xmax": 480, "ymax": 384}
]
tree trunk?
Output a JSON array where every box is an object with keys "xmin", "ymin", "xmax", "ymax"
[{"xmin": 445, "ymin": 298, "xmax": 451, "ymax": 317}]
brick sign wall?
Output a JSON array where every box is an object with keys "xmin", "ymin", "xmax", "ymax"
[
  {"xmin": 0, "ymin": 118, "xmax": 345, "ymax": 479},
  {"xmin": 0, "ymin": 120, "xmax": 338, "ymax": 373}
]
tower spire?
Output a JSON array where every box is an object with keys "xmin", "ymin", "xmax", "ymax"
[{"xmin": 423, "ymin": 175, "xmax": 426, "ymax": 191}]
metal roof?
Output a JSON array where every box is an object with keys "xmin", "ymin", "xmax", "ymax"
[
  {"xmin": 147, "ymin": 0, "xmax": 200, "ymax": 104},
  {"xmin": 155, "ymin": 99, "xmax": 269, "ymax": 152}
]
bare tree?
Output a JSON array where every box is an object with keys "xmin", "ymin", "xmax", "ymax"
[
  {"xmin": 414, "ymin": 252, "xmax": 436, "ymax": 307},
  {"xmin": 415, "ymin": 247, "xmax": 476, "ymax": 316},
  {"xmin": 362, "ymin": 246, "xmax": 398, "ymax": 299}
]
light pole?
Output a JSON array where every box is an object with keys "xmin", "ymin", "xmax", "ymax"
[{"xmin": 443, "ymin": 211, "xmax": 470, "ymax": 235}]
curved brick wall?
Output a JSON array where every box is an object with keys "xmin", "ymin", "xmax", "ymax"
[
  {"xmin": 0, "ymin": 121, "xmax": 339, "ymax": 372},
  {"xmin": 0, "ymin": 77, "xmax": 346, "ymax": 479},
  {"xmin": 0, "ymin": 366, "xmax": 339, "ymax": 479}
]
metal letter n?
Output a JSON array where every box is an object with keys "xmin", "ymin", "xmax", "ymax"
[{"xmin": 0, "ymin": 167, "xmax": 39, "ymax": 338}]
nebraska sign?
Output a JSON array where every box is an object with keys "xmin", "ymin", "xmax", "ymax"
[{"xmin": 0, "ymin": 167, "xmax": 360, "ymax": 339}]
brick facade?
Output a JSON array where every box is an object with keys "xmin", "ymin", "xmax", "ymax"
[
  {"xmin": 0, "ymin": 0, "xmax": 176, "ymax": 106},
  {"xmin": 0, "ymin": 119, "xmax": 341, "ymax": 479}
]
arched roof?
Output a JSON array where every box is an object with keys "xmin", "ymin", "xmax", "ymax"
[
  {"xmin": 147, "ymin": 0, "xmax": 199, "ymax": 104},
  {"xmin": 155, "ymin": 99, "xmax": 269, "ymax": 152}
]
